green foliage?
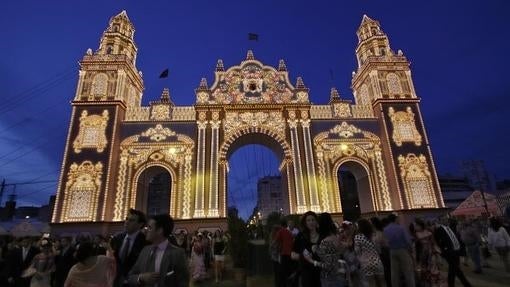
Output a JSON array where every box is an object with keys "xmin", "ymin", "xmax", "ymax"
[{"xmin": 227, "ymin": 210, "xmax": 249, "ymax": 268}]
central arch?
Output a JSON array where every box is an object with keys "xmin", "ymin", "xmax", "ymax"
[
  {"xmin": 334, "ymin": 159, "xmax": 375, "ymax": 221},
  {"xmin": 131, "ymin": 162, "xmax": 177, "ymax": 217},
  {"xmin": 218, "ymin": 129, "xmax": 295, "ymax": 217}
]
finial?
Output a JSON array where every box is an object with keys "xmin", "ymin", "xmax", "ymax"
[
  {"xmin": 198, "ymin": 78, "xmax": 208, "ymax": 90},
  {"xmin": 86, "ymin": 48, "xmax": 93, "ymax": 55},
  {"xmin": 351, "ymin": 71, "xmax": 356, "ymax": 78},
  {"xmin": 246, "ymin": 50, "xmax": 255, "ymax": 60},
  {"xmin": 397, "ymin": 49, "xmax": 404, "ymax": 56},
  {"xmin": 330, "ymin": 87, "xmax": 340, "ymax": 101},
  {"xmin": 138, "ymin": 71, "xmax": 143, "ymax": 77},
  {"xmin": 278, "ymin": 59, "xmax": 287, "ymax": 71},
  {"xmin": 216, "ymin": 59, "xmax": 224, "ymax": 72},
  {"xmin": 160, "ymin": 88, "xmax": 170, "ymax": 103},
  {"xmin": 296, "ymin": 77, "xmax": 306, "ymax": 89}
]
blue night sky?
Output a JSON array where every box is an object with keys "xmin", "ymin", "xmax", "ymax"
[{"xmin": 1, "ymin": 1, "xmax": 509, "ymax": 219}]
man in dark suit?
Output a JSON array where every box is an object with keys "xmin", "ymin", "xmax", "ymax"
[
  {"xmin": 128, "ymin": 214, "xmax": 189, "ymax": 287},
  {"xmin": 110, "ymin": 209, "xmax": 148, "ymax": 287},
  {"xmin": 7, "ymin": 237, "xmax": 39, "ymax": 287},
  {"xmin": 53, "ymin": 236, "xmax": 76, "ymax": 287},
  {"xmin": 434, "ymin": 219, "xmax": 472, "ymax": 287}
]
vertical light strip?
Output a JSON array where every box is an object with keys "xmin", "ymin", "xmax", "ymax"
[
  {"xmin": 194, "ymin": 122, "xmax": 206, "ymax": 218},
  {"xmin": 301, "ymin": 120, "xmax": 320, "ymax": 211},
  {"xmin": 53, "ymin": 107, "xmax": 76, "ymax": 223},
  {"xmin": 74, "ymin": 71, "xmax": 86, "ymax": 100},
  {"xmin": 208, "ymin": 121, "xmax": 220, "ymax": 217},
  {"xmin": 102, "ymin": 106, "xmax": 118, "ymax": 221},
  {"xmin": 289, "ymin": 120, "xmax": 306, "ymax": 213}
]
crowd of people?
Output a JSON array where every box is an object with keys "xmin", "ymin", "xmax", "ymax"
[
  {"xmin": 0, "ymin": 208, "xmax": 508, "ymax": 287},
  {"xmin": 270, "ymin": 212, "xmax": 510, "ymax": 287},
  {"xmin": 0, "ymin": 208, "xmax": 230, "ymax": 287}
]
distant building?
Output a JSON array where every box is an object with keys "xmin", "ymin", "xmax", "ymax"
[
  {"xmin": 256, "ymin": 176, "xmax": 288, "ymax": 218},
  {"xmin": 0, "ymin": 194, "xmax": 56, "ymax": 222},
  {"xmin": 439, "ymin": 175, "xmax": 474, "ymax": 210},
  {"xmin": 461, "ymin": 160, "xmax": 496, "ymax": 193}
]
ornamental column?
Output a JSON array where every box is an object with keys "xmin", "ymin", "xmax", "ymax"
[
  {"xmin": 207, "ymin": 111, "xmax": 221, "ymax": 217},
  {"xmin": 194, "ymin": 111, "xmax": 207, "ymax": 217},
  {"xmin": 288, "ymin": 111, "xmax": 307, "ymax": 213},
  {"xmin": 300, "ymin": 111, "xmax": 320, "ymax": 211}
]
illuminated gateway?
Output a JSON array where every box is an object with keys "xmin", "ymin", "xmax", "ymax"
[{"xmin": 52, "ymin": 11, "xmax": 445, "ymax": 233}]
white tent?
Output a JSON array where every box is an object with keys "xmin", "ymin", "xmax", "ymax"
[
  {"xmin": 9, "ymin": 220, "xmax": 42, "ymax": 237},
  {"xmin": 452, "ymin": 190, "xmax": 502, "ymax": 217}
]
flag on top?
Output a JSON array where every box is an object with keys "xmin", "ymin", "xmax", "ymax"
[
  {"xmin": 159, "ymin": 69, "xmax": 169, "ymax": 78},
  {"xmin": 248, "ymin": 33, "xmax": 259, "ymax": 41}
]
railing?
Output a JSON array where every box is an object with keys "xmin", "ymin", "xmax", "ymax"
[
  {"xmin": 125, "ymin": 107, "xmax": 149, "ymax": 121},
  {"xmin": 351, "ymin": 105, "xmax": 375, "ymax": 118},
  {"xmin": 310, "ymin": 105, "xmax": 332, "ymax": 119},
  {"xmin": 172, "ymin": 106, "xmax": 195, "ymax": 121},
  {"xmin": 125, "ymin": 106, "xmax": 196, "ymax": 121}
]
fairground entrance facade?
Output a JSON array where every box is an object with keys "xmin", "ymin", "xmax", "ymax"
[{"xmin": 51, "ymin": 12, "xmax": 445, "ymax": 234}]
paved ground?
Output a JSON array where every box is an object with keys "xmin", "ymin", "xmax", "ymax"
[{"xmin": 191, "ymin": 254, "xmax": 510, "ymax": 287}]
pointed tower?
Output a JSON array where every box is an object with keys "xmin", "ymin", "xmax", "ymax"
[
  {"xmin": 352, "ymin": 14, "xmax": 414, "ymax": 106},
  {"xmin": 351, "ymin": 15, "xmax": 444, "ymax": 210},
  {"xmin": 74, "ymin": 10, "xmax": 144, "ymax": 107},
  {"xmin": 97, "ymin": 11, "xmax": 138, "ymax": 62},
  {"xmin": 52, "ymin": 11, "xmax": 145, "ymax": 224}
]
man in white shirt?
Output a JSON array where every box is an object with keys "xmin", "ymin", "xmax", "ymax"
[{"xmin": 129, "ymin": 214, "xmax": 189, "ymax": 287}]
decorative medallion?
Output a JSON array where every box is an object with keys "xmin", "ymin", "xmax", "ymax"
[
  {"xmin": 224, "ymin": 111, "xmax": 285, "ymax": 137},
  {"xmin": 329, "ymin": 122, "xmax": 362, "ymax": 138},
  {"xmin": 150, "ymin": 104, "xmax": 170, "ymax": 121},
  {"xmin": 141, "ymin": 124, "xmax": 176, "ymax": 142},
  {"xmin": 333, "ymin": 103, "xmax": 352, "ymax": 118}
]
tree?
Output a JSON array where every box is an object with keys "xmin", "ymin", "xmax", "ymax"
[{"xmin": 227, "ymin": 207, "xmax": 249, "ymax": 268}]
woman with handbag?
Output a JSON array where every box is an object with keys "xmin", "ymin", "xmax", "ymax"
[{"xmin": 487, "ymin": 217, "xmax": 510, "ymax": 272}]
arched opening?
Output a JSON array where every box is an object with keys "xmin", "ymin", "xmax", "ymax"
[
  {"xmin": 225, "ymin": 133, "xmax": 289, "ymax": 222},
  {"xmin": 135, "ymin": 166, "xmax": 172, "ymax": 216},
  {"xmin": 337, "ymin": 160, "xmax": 373, "ymax": 221}
]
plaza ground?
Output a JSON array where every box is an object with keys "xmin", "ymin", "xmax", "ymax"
[{"xmin": 192, "ymin": 250, "xmax": 510, "ymax": 287}]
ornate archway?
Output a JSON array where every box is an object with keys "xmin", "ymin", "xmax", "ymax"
[
  {"xmin": 217, "ymin": 129, "xmax": 294, "ymax": 217},
  {"xmin": 314, "ymin": 122, "xmax": 392, "ymax": 214},
  {"xmin": 334, "ymin": 159, "xmax": 374, "ymax": 220},
  {"xmin": 113, "ymin": 125, "xmax": 194, "ymax": 221},
  {"xmin": 132, "ymin": 164, "xmax": 172, "ymax": 216}
]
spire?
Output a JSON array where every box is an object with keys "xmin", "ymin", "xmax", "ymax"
[
  {"xmin": 246, "ymin": 50, "xmax": 255, "ymax": 61},
  {"xmin": 295, "ymin": 77, "xmax": 306, "ymax": 89},
  {"xmin": 278, "ymin": 59, "xmax": 287, "ymax": 71},
  {"xmin": 160, "ymin": 88, "xmax": 170, "ymax": 102},
  {"xmin": 359, "ymin": 14, "xmax": 378, "ymax": 27},
  {"xmin": 216, "ymin": 59, "xmax": 224, "ymax": 72},
  {"xmin": 98, "ymin": 10, "xmax": 138, "ymax": 63},
  {"xmin": 355, "ymin": 14, "xmax": 392, "ymax": 68},
  {"xmin": 357, "ymin": 14, "xmax": 383, "ymax": 42},
  {"xmin": 197, "ymin": 78, "xmax": 209, "ymax": 90},
  {"xmin": 330, "ymin": 87, "xmax": 341, "ymax": 102}
]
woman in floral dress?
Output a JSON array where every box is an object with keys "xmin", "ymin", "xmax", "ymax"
[{"xmin": 354, "ymin": 219, "xmax": 385, "ymax": 287}]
